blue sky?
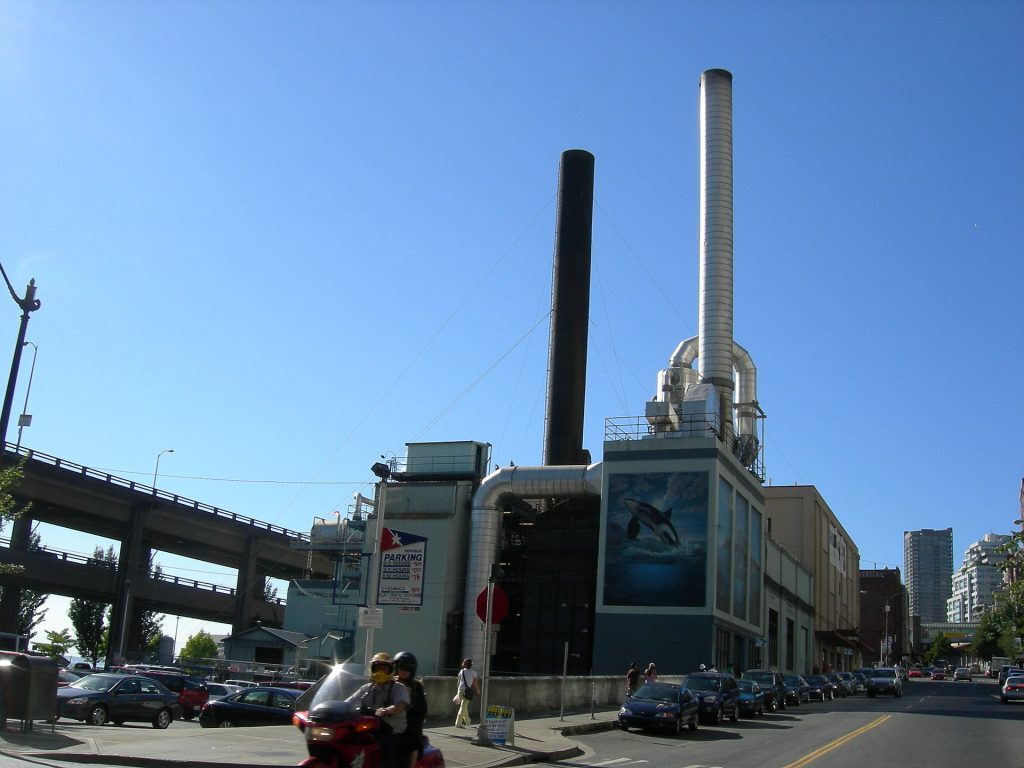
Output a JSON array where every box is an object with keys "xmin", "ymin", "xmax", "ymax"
[{"xmin": 2, "ymin": 1, "xmax": 1022, "ymax": 653}]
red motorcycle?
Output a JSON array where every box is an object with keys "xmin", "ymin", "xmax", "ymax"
[{"xmin": 293, "ymin": 664, "xmax": 445, "ymax": 768}]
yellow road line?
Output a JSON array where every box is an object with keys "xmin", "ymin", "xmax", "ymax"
[{"xmin": 782, "ymin": 715, "xmax": 891, "ymax": 768}]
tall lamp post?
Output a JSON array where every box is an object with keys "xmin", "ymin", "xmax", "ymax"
[
  {"xmin": 0, "ymin": 271, "xmax": 41, "ymax": 446},
  {"xmin": 153, "ymin": 448, "xmax": 174, "ymax": 490},
  {"xmin": 14, "ymin": 341, "xmax": 37, "ymax": 452},
  {"xmin": 362, "ymin": 460, "xmax": 391, "ymax": 669},
  {"xmin": 882, "ymin": 591, "xmax": 904, "ymax": 666}
]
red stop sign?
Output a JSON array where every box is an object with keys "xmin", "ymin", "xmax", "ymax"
[{"xmin": 476, "ymin": 585, "xmax": 509, "ymax": 624}]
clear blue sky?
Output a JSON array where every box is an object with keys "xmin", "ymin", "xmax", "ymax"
[{"xmin": 2, "ymin": 1, "xmax": 1022, "ymax": 653}]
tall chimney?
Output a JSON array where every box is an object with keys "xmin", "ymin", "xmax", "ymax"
[
  {"xmin": 697, "ymin": 69, "xmax": 735, "ymax": 432},
  {"xmin": 542, "ymin": 149, "xmax": 595, "ymax": 466}
]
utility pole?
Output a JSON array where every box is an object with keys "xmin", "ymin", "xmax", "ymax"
[{"xmin": 0, "ymin": 270, "xmax": 41, "ymax": 446}]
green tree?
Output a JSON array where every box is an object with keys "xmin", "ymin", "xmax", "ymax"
[
  {"xmin": 924, "ymin": 632, "xmax": 954, "ymax": 665},
  {"xmin": 180, "ymin": 629, "xmax": 218, "ymax": 660},
  {"xmin": 972, "ymin": 610, "xmax": 1008, "ymax": 660},
  {"xmin": 69, "ymin": 546, "xmax": 116, "ymax": 665},
  {"xmin": 34, "ymin": 628, "xmax": 74, "ymax": 658}
]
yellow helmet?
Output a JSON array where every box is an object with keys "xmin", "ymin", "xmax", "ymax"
[{"xmin": 370, "ymin": 652, "xmax": 394, "ymax": 683}]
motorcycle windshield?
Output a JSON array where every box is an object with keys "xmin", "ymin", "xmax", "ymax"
[{"xmin": 296, "ymin": 662, "xmax": 367, "ymax": 712}]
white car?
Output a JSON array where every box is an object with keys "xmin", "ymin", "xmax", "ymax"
[
  {"xmin": 1001, "ymin": 674, "xmax": 1024, "ymax": 703},
  {"xmin": 953, "ymin": 667, "xmax": 972, "ymax": 681},
  {"xmin": 204, "ymin": 682, "xmax": 242, "ymax": 701}
]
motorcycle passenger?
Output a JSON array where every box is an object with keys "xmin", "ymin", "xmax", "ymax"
[
  {"xmin": 395, "ymin": 651, "xmax": 427, "ymax": 768},
  {"xmin": 345, "ymin": 652, "xmax": 409, "ymax": 768}
]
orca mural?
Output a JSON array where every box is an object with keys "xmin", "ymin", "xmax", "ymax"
[{"xmin": 603, "ymin": 471, "xmax": 709, "ymax": 607}]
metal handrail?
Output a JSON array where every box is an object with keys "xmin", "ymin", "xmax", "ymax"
[{"xmin": 3, "ymin": 443, "xmax": 310, "ymax": 541}]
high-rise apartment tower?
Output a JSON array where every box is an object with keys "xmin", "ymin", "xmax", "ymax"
[{"xmin": 904, "ymin": 528, "xmax": 954, "ymax": 623}]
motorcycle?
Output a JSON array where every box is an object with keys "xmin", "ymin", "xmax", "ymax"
[{"xmin": 293, "ymin": 663, "xmax": 445, "ymax": 768}]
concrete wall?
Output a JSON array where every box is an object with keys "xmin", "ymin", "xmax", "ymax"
[{"xmin": 416, "ymin": 674, "xmax": 685, "ymax": 722}]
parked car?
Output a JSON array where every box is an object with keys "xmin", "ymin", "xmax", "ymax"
[
  {"xmin": 198, "ymin": 686, "xmax": 301, "ymax": 728},
  {"xmin": 803, "ymin": 675, "xmax": 834, "ymax": 701},
  {"xmin": 137, "ymin": 670, "xmax": 209, "ymax": 720},
  {"xmin": 741, "ymin": 670, "xmax": 787, "ymax": 711},
  {"xmin": 55, "ymin": 673, "xmax": 180, "ymax": 728},
  {"xmin": 852, "ymin": 672, "xmax": 869, "ymax": 691},
  {"xmin": 824, "ymin": 673, "xmax": 849, "ymax": 697},
  {"xmin": 737, "ymin": 679, "xmax": 765, "ymax": 716},
  {"xmin": 58, "ymin": 669, "xmax": 85, "ymax": 687},
  {"xmin": 907, "ymin": 667, "xmax": 924, "ymax": 678},
  {"xmin": 1000, "ymin": 674, "xmax": 1024, "ymax": 704},
  {"xmin": 930, "ymin": 667, "xmax": 946, "ymax": 681},
  {"xmin": 618, "ymin": 682, "xmax": 701, "ymax": 734},
  {"xmin": 953, "ymin": 667, "xmax": 972, "ymax": 681},
  {"xmin": 837, "ymin": 672, "xmax": 859, "ymax": 695},
  {"xmin": 684, "ymin": 671, "xmax": 741, "ymax": 725},
  {"xmin": 205, "ymin": 682, "xmax": 242, "ymax": 702},
  {"xmin": 865, "ymin": 667, "xmax": 902, "ymax": 698},
  {"xmin": 223, "ymin": 679, "xmax": 260, "ymax": 688},
  {"xmin": 782, "ymin": 675, "xmax": 810, "ymax": 705}
]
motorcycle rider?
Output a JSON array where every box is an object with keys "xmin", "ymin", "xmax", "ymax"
[
  {"xmin": 394, "ymin": 652, "xmax": 427, "ymax": 768},
  {"xmin": 344, "ymin": 652, "xmax": 409, "ymax": 768}
]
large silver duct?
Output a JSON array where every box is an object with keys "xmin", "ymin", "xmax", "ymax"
[
  {"xmin": 461, "ymin": 462, "xmax": 603, "ymax": 663},
  {"xmin": 696, "ymin": 68, "xmax": 735, "ymax": 424}
]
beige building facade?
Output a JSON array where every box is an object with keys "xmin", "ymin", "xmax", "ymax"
[{"xmin": 763, "ymin": 485, "xmax": 866, "ymax": 672}]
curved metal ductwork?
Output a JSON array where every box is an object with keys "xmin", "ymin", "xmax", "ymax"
[{"xmin": 461, "ymin": 462, "xmax": 603, "ymax": 663}]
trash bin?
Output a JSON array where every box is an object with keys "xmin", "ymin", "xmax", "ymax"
[{"xmin": 0, "ymin": 651, "xmax": 58, "ymax": 731}]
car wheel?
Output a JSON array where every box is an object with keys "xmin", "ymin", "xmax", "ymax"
[
  {"xmin": 218, "ymin": 718, "xmax": 236, "ymax": 728},
  {"xmin": 713, "ymin": 707, "xmax": 724, "ymax": 725},
  {"xmin": 88, "ymin": 705, "xmax": 108, "ymax": 727},
  {"xmin": 153, "ymin": 708, "xmax": 173, "ymax": 729},
  {"xmin": 182, "ymin": 708, "xmax": 195, "ymax": 721}
]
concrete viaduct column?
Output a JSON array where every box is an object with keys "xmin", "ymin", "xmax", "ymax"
[
  {"xmin": 107, "ymin": 503, "xmax": 148, "ymax": 665},
  {"xmin": 0, "ymin": 514, "xmax": 33, "ymax": 638},
  {"xmin": 233, "ymin": 535, "xmax": 262, "ymax": 636}
]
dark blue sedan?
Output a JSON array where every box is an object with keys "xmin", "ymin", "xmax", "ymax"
[
  {"xmin": 737, "ymin": 679, "xmax": 765, "ymax": 716},
  {"xmin": 618, "ymin": 682, "xmax": 700, "ymax": 734},
  {"xmin": 684, "ymin": 672, "xmax": 741, "ymax": 725},
  {"xmin": 198, "ymin": 686, "xmax": 300, "ymax": 727},
  {"xmin": 56, "ymin": 673, "xmax": 180, "ymax": 728}
]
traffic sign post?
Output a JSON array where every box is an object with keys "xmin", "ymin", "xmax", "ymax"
[{"xmin": 473, "ymin": 575, "xmax": 508, "ymax": 746}]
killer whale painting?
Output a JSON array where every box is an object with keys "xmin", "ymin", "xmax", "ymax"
[{"xmin": 603, "ymin": 471, "xmax": 708, "ymax": 607}]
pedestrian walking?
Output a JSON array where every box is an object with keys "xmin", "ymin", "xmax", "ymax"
[
  {"xmin": 626, "ymin": 661, "xmax": 639, "ymax": 695},
  {"xmin": 643, "ymin": 662, "xmax": 658, "ymax": 684},
  {"xmin": 454, "ymin": 658, "xmax": 479, "ymax": 728}
]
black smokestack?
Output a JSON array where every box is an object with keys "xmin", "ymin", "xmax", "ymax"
[{"xmin": 542, "ymin": 149, "xmax": 595, "ymax": 466}]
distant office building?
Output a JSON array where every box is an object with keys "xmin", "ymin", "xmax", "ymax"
[
  {"xmin": 904, "ymin": 528, "xmax": 953, "ymax": 623},
  {"xmin": 947, "ymin": 533, "xmax": 1010, "ymax": 622}
]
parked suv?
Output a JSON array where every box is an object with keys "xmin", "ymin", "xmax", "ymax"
[
  {"xmin": 684, "ymin": 671, "xmax": 741, "ymax": 724},
  {"xmin": 138, "ymin": 670, "xmax": 209, "ymax": 719},
  {"xmin": 741, "ymin": 670, "xmax": 787, "ymax": 711}
]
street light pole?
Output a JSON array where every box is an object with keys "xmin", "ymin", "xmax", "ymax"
[
  {"xmin": 0, "ymin": 272, "xmax": 41, "ymax": 447},
  {"xmin": 14, "ymin": 341, "xmax": 37, "ymax": 452},
  {"xmin": 153, "ymin": 448, "xmax": 174, "ymax": 490},
  {"xmin": 884, "ymin": 602, "xmax": 891, "ymax": 666}
]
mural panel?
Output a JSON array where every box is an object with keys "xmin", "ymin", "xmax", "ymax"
[{"xmin": 604, "ymin": 471, "xmax": 708, "ymax": 607}]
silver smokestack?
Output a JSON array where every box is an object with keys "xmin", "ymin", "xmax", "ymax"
[{"xmin": 698, "ymin": 68, "xmax": 735, "ymax": 430}]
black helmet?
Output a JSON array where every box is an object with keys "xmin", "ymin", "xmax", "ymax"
[{"xmin": 394, "ymin": 651, "xmax": 418, "ymax": 676}]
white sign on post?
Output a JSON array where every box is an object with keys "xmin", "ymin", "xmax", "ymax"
[
  {"xmin": 376, "ymin": 528, "xmax": 428, "ymax": 606},
  {"xmin": 358, "ymin": 607, "xmax": 383, "ymax": 629}
]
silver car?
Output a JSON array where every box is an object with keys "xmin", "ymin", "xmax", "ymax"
[
  {"xmin": 953, "ymin": 667, "xmax": 972, "ymax": 681},
  {"xmin": 1001, "ymin": 674, "xmax": 1024, "ymax": 703}
]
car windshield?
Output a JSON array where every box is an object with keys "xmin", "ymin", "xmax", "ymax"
[
  {"xmin": 783, "ymin": 676, "xmax": 803, "ymax": 685},
  {"xmin": 631, "ymin": 683, "xmax": 680, "ymax": 702},
  {"xmin": 872, "ymin": 669, "xmax": 897, "ymax": 679},
  {"xmin": 744, "ymin": 672, "xmax": 773, "ymax": 684},
  {"xmin": 1005, "ymin": 675, "xmax": 1024, "ymax": 684},
  {"xmin": 684, "ymin": 675, "xmax": 721, "ymax": 692},
  {"xmin": 804, "ymin": 676, "xmax": 826, "ymax": 685},
  {"xmin": 69, "ymin": 674, "xmax": 119, "ymax": 691},
  {"xmin": 738, "ymin": 680, "xmax": 757, "ymax": 692}
]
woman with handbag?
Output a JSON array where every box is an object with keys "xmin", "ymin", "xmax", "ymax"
[{"xmin": 454, "ymin": 658, "xmax": 479, "ymax": 728}]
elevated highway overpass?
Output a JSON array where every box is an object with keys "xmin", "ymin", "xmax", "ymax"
[{"xmin": 0, "ymin": 445, "xmax": 334, "ymax": 656}]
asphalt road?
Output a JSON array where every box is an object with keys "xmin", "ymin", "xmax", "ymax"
[{"xmin": 557, "ymin": 677, "xmax": 1024, "ymax": 768}]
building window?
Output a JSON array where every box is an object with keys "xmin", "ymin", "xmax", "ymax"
[
  {"xmin": 749, "ymin": 508, "xmax": 763, "ymax": 626},
  {"xmin": 786, "ymin": 618, "xmax": 795, "ymax": 671},
  {"xmin": 768, "ymin": 609, "xmax": 779, "ymax": 668},
  {"xmin": 717, "ymin": 477, "xmax": 733, "ymax": 612},
  {"xmin": 716, "ymin": 627, "xmax": 730, "ymax": 671},
  {"xmin": 733, "ymin": 494, "xmax": 749, "ymax": 620}
]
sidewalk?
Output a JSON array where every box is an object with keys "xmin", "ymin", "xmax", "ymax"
[{"xmin": 0, "ymin": 708, "xmax": 623, "ymax": 768}]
